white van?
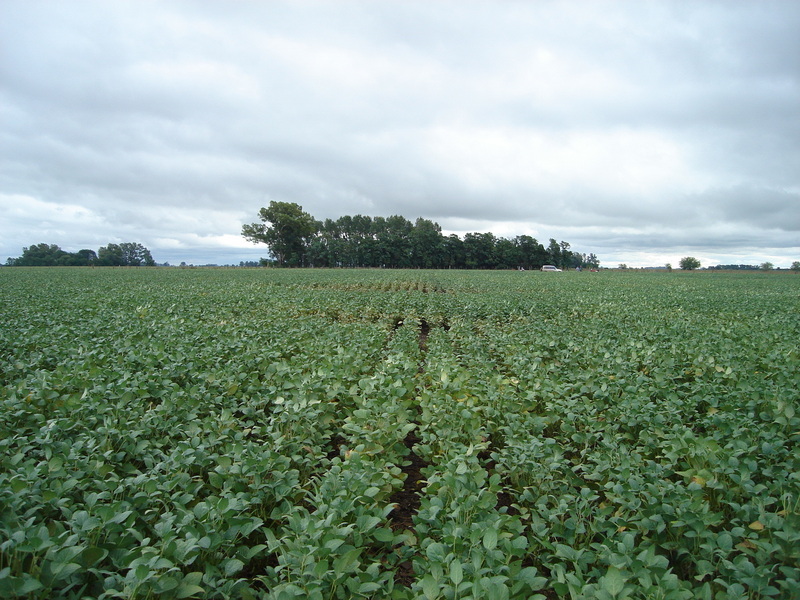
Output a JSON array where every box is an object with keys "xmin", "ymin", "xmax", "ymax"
[{"xmin": 541, "ymin": 265, "xmax": 562, "ymax": 272}]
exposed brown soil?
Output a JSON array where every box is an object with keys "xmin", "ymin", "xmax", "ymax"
[
  {"xmin": 393, "ymin": 558, "xmax": 416, "ymax": 588},
  {"xmin": 388, "ymin": 432, "xmax": 428, "ymax": 587},
  {"xmin": 388, "ymin": 433, "xmax": 427, "ymax": 530},
  {"xmin": 326, "ymin": 434, "xmax": 346, "ymax": 461},
  {"xmin": 495, "ymin": 489, "xmax": 520, "ymax": 516},
  {"xmin": 418, "ymin": 319, "xmax": 430, "ymax": 351}
]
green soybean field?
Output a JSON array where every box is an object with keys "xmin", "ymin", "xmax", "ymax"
[{"xmin": 1, "ymin": 267, "xmax": 798, "ymax": 600}]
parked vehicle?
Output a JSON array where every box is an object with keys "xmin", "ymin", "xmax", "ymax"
[{"xmin": 541, "ymin": 265, "xmax": 562, "ymax": 272}]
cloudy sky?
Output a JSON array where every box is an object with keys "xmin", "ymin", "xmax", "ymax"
[{"xmin": 2, "ymin": 1, "xmax": 798, "ymax": 267}]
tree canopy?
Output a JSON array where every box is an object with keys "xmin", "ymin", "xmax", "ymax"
[
  {"xmin": 242, "ymin": 201, "xmax": 317, "ymax": 267},
  {"xmin": 679, "ymin": 256, "xmax": 701, "ymax": 270},
  {"xmin": 97, "ymin": 243, "xmax": 155, "ymax": 266},
  {"xmin": 243, "ymin": 203, "xmax": 600, "ymax": 270},
  {"xmin": 6, "ymin": 242, "xmax": 155, "ymax": 266}
]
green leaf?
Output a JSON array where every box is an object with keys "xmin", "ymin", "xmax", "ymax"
[
  {"xmin": 156, "ymin": 575, "xmax": 180, "ymax": 592},
  {"xmin": 10, "ymin": 575, "xmax": 44, "ymax": 595},
  {"xmin": 109, "ymin": 510, "xmax": 133, "ymax": 525},
  {"xmin": 373, "ymin": 528, "xmax": 395, "ymax": 543},
  {"xmin": 55, "ymin": 545, "xmax": 83, "ymax": 563},
  {"xmin": 601, "ymin": 566, "xmax": 625, "ymax": 597},
  {"xmin": 484, "ymin": 580, "xmax": 510, "ymax": 600},
  {"xmin": 313, "ymin": 560, "xmax": 329, "ymax": 578},
  {"xmin": 80, "ymin": 546, "xmax": 108, "ymax": 568},
  {"xmin": 134, "ymin": 564, "xmax": 151, "ymax": 582},
  {"xmin": 175, "ymin": 573, "xmax": 205, "ymax": 599},
  {"xmin": 324, "ymin": 538, "xmax": 345, "ymax": 551},
  {"xmin": 244, "ymin": 544, "xmax": 267, "ymax": 560},
  {"xmin": 482, "ymin": 527, "xmax": 498, "ymax": 550},
  {"xmin": 426, "ymin": 542, "xmax": 447, "ymax": 562},
  {"xmin": 224, "ymin": 558, "xmax": 245, "ymax": 577},
  {"xmin": 175, "ymin": 584, "xmax": 205, "ymax": 599},
  {"xmin": 357, "ymin": 515, "xmax": 381, "ymax": 531},
  {"xmin": 193, "ymin": 502, "xmax": 209, "ymax": 519},
  {"xmin": 516, "ymin": 567, "xmax": 546, "ymax": 590},
  {"xmin": 52, "ymin": 563, "xmax": 81, "ymax": 579},
  {"xmin": 358, "ymin": 582, "xmax": 383, "ymax": 594},
  {"xmin": 421, "ymin": 574, "xmax": 439, "ymax": 600},
  {"xmin": 333, "ymin": 548, "xmax": 361, "ymax": 574},
  {"xmin": 182, "ymin": 572, "xmax": 203, "ymax": 586},
  {"xmin": 449, "ymin": 559, "xmax": 463, "ymax": 585}
]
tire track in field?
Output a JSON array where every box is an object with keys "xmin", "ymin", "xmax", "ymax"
[{"xmin": 388, "ymin": 318, "xmax": 432, "ymax": 587}]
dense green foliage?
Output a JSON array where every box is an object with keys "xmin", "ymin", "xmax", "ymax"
[
  {"xmin": 679, "ymin": 257, "xmax": 701, "ymax": 271},
  {"xmin": 242, "ymin": 202, "xmax": 599, "ymax": 270},
  {"xmin": 707, "ymin": 266, "xmax": 767, "ymax": 271},
  {"xmin": 6, "ymin": 243, "xmax": 155, "ymax": 267},
  {"xmin": 242, "ymin": 203, "xmax": 318, "ymax": 267},
  {"xmin": 1, "ymin": 268, "xmax": 798, "ymax": 599}
]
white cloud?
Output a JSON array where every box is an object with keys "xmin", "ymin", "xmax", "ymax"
[{"xmin": 0, "ymin": 194, "xmax": 110, "ymax": 247}]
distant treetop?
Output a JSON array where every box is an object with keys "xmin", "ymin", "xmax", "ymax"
[
  {"xmin": 6, "ymin": 242, "xmax": 155, "ymax": 266},
  {"xmin": 679, "ymin": 256, "xmax": 701, "ymax": 270}
]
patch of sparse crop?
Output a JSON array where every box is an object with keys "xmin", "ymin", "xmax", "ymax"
[{"xmin": 1, "ymin": 268, "xmax": 797, "ymax": 598}]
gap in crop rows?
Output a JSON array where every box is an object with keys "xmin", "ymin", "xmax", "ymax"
[{"xmin": 387, "ymin": 318, "xmax": 433, "ymax": 587}]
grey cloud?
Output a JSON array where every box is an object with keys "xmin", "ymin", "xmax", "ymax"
[
  {"xmin": 694, "ymin": 186, "xmax": 800, "ymax": 231},
  {"xmin": 1, "ymin": 0, "xmax": 798, "ymax": 267}
]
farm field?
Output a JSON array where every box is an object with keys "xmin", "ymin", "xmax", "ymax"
[{"xmin": 0, "ymin": 267, "xmax": 798, "ymax": 600}]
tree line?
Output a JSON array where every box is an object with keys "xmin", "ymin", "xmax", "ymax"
[
  {"xmin": 5, "ymin": 242, "xmax": 155, "ymax": 266},
  {"xmin": 243, "ymin": 201, "xmax": 600, "ymax": 270}
]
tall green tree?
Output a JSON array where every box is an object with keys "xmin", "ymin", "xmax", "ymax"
[
  {"xmin": 351, "ymin": 214, "xmax": 376, "ymax": 267},
  {"xmin": 410, "ymin": 218, "xmax": 443, "ymax": 268},
  {"xmin": 119, "ymin": 243, "xmax": 155, "ymax": 266},
  {"xmin": 370, "ymin": 216, "xmax": 390, "ymax": 267},
  {"xmin": 559, "ymin": 241, "xmax": 572, "ymax": 269},
  {"xmin": 241, "ymin": 207, "xmax": 598, "ymax": 270},
  {"xmin": 9, "ymin": 243, "xmax": 69, "ymax": 266},
  {"xmin": 71, "ymin": 249, "xmax": 98, "ymax": 265},
  {"xmin": 9, "ymin": 244, "xmax": 149, "ymax": 266},
  {"xmin": 679, "ymin": 256, "xmax": 701, "ymax": 270},
  {"xmin": 242, "ymin": 202, "xmax": 317, "ymax": 267},
  {"xmin": 547, "ymin": 239, "xmax": 561, "ymax": 267},
  {"xmin": 98, "ymin": 243, "xmax": 124, "ymax": 266},
  {"xmin": 514, "ymin": 235, "xmax": 547, "ymax": 270},
  {"xmin": 442, "ymin": 234, "xmax": 465, "ymax": 269},
  {"xmin": 463, "ymin": 232, "xmax": 496, "ymax": 269},
  {"xmin": 97, "ymin": 243, "xmax": 155, "ymax": 266},
  {"xmin": 379, "ymin": 215, "xmax": 413, "ymax": 268},
  {"xmin": 494, "ymin": 238, "xmax": 519, "ymax": 269}
]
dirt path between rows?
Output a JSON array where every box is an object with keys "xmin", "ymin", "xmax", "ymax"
[{"xmin": 387, "ymin": 319, "xmax": 432, "ymax": 587}]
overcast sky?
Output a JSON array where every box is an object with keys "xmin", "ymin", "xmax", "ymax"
[{"xmin": 2, "ymin": 1, "xmax": 798, "ymax": 267}]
